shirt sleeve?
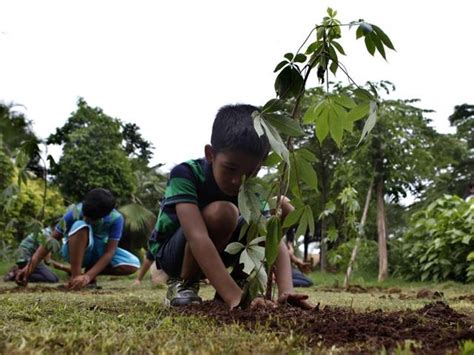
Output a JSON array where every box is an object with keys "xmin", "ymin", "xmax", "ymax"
[
  {"xmin": 108, "ymin": 213, "xmax": 124, "ymax": 241},
  {"xmin": 55, "ymin": 209, "xmax": 75, "ymax": 235},
  {"xmin": 162, "ymin": 163, "xmax": 199, "ymax": 206}
]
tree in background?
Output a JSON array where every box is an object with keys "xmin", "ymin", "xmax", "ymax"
[
  {"xmin": 1, "ymin": 102, "xmax": 65, "ymax": 249},
  {"xmin": 48, "ymin": 98, "xmax": 137, "ymax": 203}
]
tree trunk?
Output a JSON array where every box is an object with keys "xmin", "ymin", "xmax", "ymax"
[
  {"xmin": 376, "ymin": 179, "xmax": 388, "ymax": 281},
  {"xmin": 343, "ymin": 178, "xmax": 373, "ymax": 288}
]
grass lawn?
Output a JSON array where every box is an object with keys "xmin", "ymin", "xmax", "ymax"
[{"xmin": 1, "ymin": 261, "xmax": 473, "ymax": 354}]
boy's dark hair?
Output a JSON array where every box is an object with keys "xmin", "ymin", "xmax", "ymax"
[
  {"xmin": 211, "ymin": 104, "xmax": 270, "ymax": 159},
  {"xmin": 82, "ymin": 188, "xmax": 116, "ymax": 220}
]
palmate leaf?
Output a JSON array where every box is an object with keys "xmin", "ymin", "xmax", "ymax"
[
  {"xmin": 119, "ymin": 203, "xmax": 155, "ymax": 233},
  {"xmin": 315, "ymin": 105, "xmax": 330, "ymax": 143},
  {"xmin": 329, "ymin": 105, "xmax": 345, "ymax": 147}
]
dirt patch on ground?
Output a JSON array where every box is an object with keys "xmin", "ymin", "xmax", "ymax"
[
  {"xmin": 176, "ymin": 301, "xmax": 474, "ymax": 353},
  {"xmin": 0, "ymin": 285, "xmax": 112, "ymax": 295},
  {"xmin": 452, "ymin": 294, "xmax": 474, "ymax": 303}
]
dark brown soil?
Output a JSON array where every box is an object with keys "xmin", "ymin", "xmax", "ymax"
[{"xmin": 176, "ymin": 301, "xmax": 474, "ymax": 353}]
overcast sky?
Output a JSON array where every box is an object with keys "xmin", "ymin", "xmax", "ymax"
[{"xmin": 1, "ymin": 1, "xmax": 473, "ymax": 171}]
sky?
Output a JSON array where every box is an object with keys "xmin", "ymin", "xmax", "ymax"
[{"xmin": 1, "ymin": 1, "xmax": 473, "ymax": 171}]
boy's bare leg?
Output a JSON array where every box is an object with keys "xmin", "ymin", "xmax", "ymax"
[
  {"xmin": 180, "ymin": 201, "xmax": 239, "ymax": 281},
  {"xmin": 67, "ymin": 228, "xmax": 89, "ymax": 278}
]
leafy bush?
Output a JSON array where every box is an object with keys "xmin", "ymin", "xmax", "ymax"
[
  {"xmin": 396, "ymin": 195, "xmax": 474, "ymax": 282},
  {"xmin": 0, "ymin": 178, "xmax": 65, "ymax": 247},
  {"xmin": 327, "ymin": 238, "xmax": 378, "ymax": 276}
]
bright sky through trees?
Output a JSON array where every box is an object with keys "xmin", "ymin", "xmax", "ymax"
[{"xmin": 1, "ymin": 1, "xmax": 473, "ymax": 170}]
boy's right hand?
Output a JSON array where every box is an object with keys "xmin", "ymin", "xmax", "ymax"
[
  {"xmin": 132, "ymin": 279, "xmax": 141, "ymax": 286},
  {"xmin": 15, "ymin": 264, "xmax": 31, "ymax": 286}
]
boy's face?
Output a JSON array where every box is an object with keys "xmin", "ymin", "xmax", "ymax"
[{"xmin": 205, "ymin": 144, "xmax": 263, "ymax": 196}]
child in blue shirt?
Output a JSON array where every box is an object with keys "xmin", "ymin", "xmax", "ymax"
[{"xmin": 16, "ymin": 188, "xmax": 140, "ymax": 289}]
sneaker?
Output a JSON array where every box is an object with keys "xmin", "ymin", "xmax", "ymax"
[{"xmin": 165, "ymin": 278, "xmax": 202, "ymax": 306}]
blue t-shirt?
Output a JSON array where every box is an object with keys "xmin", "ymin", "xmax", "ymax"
[{"xmin": 56, "ymin": 203, "xmax": 124, "ymax": 243}]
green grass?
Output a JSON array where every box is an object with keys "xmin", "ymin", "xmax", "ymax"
[{"xmin": 1, "ymin": 262, "xmax": 473, "ymax": 353}]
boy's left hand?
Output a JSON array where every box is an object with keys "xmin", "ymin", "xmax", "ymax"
[
  {"xmin": 68, "ymin": 274, "xmax": 91, "ymax": 290},
  {"xmin": 278, "ymin": 292, "xmax": 314, "ymax": 310}
]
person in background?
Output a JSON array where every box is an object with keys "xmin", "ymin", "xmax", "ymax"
[
  {"xmin": 463, "ymin": 181, "xmax": 474, "ymax": 201},
  {"xmin": 15, "ymin": 188, "xmax": 141, "ymax": 289},
  {"xmin": 4, "ymin": 221, "xmax": 70, "ymax": 283}
]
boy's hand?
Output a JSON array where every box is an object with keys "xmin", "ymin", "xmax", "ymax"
[
  {"xmin": 68, "ymin": 274, "xmax": 91, "ymax": 290},
  {"xmin": 15, "ymin": 263, "xmax": 33, "ymax": 286},
  {"xmin": 278, "ymin": 292, "xmax": 314, "ymax": 310},
  {"xmin": 132, "ymin": 279, "xmax": 141, "ymax": 286},
  {"xmin": 295, "ymin": 260, "xmax": 312, "ymax": 274}
]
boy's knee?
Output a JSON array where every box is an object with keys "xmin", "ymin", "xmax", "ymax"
[{"xmin": 202, "ymin": 201, "xmax": 239, "ymax": 232}]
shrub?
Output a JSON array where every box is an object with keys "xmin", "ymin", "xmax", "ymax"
[{"xmin": 396, "ymin": 195, "xmax": 474, "ymax": 282}]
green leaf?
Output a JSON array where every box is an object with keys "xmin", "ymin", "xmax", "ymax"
[
  {"xmin": 369, "ymin": 32, "xmax": 386, "ymax": 59},
  {"xmin": 364, "ymin": 36, "xmax": 376, "ymax": 56},
  {"xmin": 225, "ymin": 242, "xmax": 245, "ymax": 255},
  {"xmin": 328, "ymin": 45, "xmax": 339, "ymax": 75},
  {"xmin": 296, "ymin": 157, "xmax": 318, "ymax": 190},
  {"xmin": 296, "ymin": 148, "xmax": 317, "ymax": 162},
  {"xmin": 274, "ymin": 60, "xmax": 289, "ymax": 73},
  {"xmin": 353, "ymin": 88, "xmax": 373, "ymax": 101},
  {"xmin": 303, "ymin": 99, "xmax": 326, "ymax": 124},
  {"xmin": 347, "ymin": 103, "xmax": 370, "ymax": 122},
  {"xmin": 329, "ymin": 105, "xmax": 344, "ymax": 147},
  {"xmin": 372, "ymin": 24, "xmax": 395, "ymax": 50},
  {"xmin": 294, "ymin": 53, "xmax": 307, "ymax": 63},
  {"xmin": 283, "ymin": 207, "xmax": 305, "ymax": 228},
  {"xmin": 304, "ymin": 205, "xmax": 315, "ymax": 236},
  {"xmin": 264, "ymin": 113, "xmax": 304, "ymax": 137},
  {"xmin": 239, "ymin": 274, "xmax": 262, "ymax": 309},
  {"xmin": 255, "ymin": 114, "xmax": 289, "ymax": 162},
  {"xmin": 262, "ymin": 99, "xmax": 286, "ymax": 113},
  {"xmin": 331, "ymin": 41, "xmax": 346, "ymax": 55},
  {"xmin": 358, "ymin": 101, "xmax": 378, "ymax": 145},
  {"xmin": 334, "ymin": 95, "xmax": 356, "ymax": 109},
  {"xmin": 315, "ymin": 105, "xmax": 330, "ymax": 144},
  {"xmin": 356, "ymin": 26, "xmax": 364, "ymax": 39},
  {"xmin": 262, "ymin": 151, "xmax": 282, "ymax": 167},
  {"xmin": 240, "ymin": 249, "xmax": 256, "ymax": 275},
  {"xmin": 306, "ymin": 41, "xmax": 322, "ymax": 55},
  {"xmin": 265, "ymin": 216, "xmax": 282, "ymax": 266},
  {"xmin": 295, "ymin": 207, "xmax": 309, "ymax": 241},
  {"xmin": 274, "ymin": 66, "xmax": 304, "ymax": 99},
  {"xmin": 238, "ymin": 179, "xmax": 263, "ymax": 223},
  {"xmin": 284, "ymin": 52, "xmax": 294, "ymax": 61}
]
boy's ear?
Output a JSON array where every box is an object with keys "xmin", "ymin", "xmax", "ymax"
[{"xmin": 204, "ymin": 144, "xmax": 215, "ymax": 163}]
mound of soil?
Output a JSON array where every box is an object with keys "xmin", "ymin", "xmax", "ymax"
[{"xmin": 176, "ymin": 301, "xmax": 474, "ymax": 353}]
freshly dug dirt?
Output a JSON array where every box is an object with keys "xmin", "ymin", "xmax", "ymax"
[{"xmin": 176, "ymin": 301, "xmax": 474, "ymax": 353}]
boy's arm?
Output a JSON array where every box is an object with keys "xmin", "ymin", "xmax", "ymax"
[
  {"xmin": 15, "ymin": 229, "xmax": 63, "ymax": 285},
  {"xmin": 69, "ymin": 240, "xmax": 118, "ymax": 289},
  {"xmin": 176, "ymin": 202, "xmax": 242, "ymax": 308},
  {"xmin": 133, "ymin": 258, "xmax": 153, "ymax": 284}
]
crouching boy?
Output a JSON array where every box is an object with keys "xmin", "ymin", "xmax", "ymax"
[{"xmin": 149, "ymin": 104, "xmax": 313, "ymax": 309}]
